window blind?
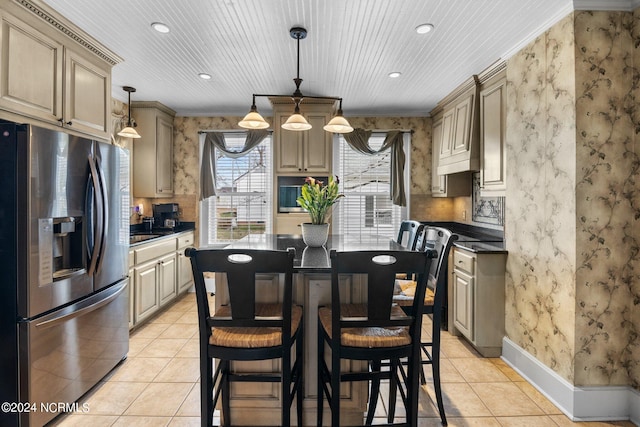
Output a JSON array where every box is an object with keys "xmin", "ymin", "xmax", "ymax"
[
  {"xmin": 200, "ymin": 133, "xmax": 272, "ymax": 244},
  {"xmin": 334, "ymin": 133, "xmax": 404, "ymax": 239}
]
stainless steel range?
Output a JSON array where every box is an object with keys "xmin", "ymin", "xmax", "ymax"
[{"xmin": 0, "ymin": 120, "xmax": 130, "ymax": 426}]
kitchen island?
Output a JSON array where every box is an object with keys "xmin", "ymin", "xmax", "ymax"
[{"xmin": 210, "ymin": 234, "xmax": 407, "ymax": 426}]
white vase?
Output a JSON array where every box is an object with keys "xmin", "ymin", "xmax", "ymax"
[
  {"xmin": 301, "ymin": 223, "xmax": 329, "ymax": 247},
  {"xmin": 301, "ymin": 246, "xmax": 329, "ymax": 267}
]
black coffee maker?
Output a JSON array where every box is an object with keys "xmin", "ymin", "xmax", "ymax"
[{"xmin": 152, "ymin": 203, "xmax": 180, "ymax": 229}]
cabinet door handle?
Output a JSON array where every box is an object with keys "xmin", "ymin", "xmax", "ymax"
[{"xmin": 66, "ymin": 121, "xmax": 73, "ymax": 126}]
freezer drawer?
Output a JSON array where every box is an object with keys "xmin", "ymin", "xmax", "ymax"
[{"xmin": 18, "ymin": 280, "xmax": 129, "ymax": 427}]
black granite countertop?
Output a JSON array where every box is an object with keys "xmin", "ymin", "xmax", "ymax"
[
  {"xmin": 214, "ymin": 234, "xmax": 407, "ymax": 271},
  {"xmin": 129, "ymin": 222, "xmax": 196, "ymax": 246},
  {"xmin": 421, "ymin": 221, "xmax": 507, "ymax": 254}
]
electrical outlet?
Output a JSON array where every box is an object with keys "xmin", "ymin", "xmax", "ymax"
[{"xmin": 462, "ymin": 210, "xmax": 467, "ymax": 220}]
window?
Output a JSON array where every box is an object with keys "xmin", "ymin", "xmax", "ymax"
[
  {"xmin": 333, "ymin": 133, "xmax": 408, "ymax": 239},
  {"xmin": 200, "ymin": 132, "xmax": 272, "ymax": 244}
]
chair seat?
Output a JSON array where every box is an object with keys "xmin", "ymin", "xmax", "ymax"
[
  {"xmin": 393, "ymin": 279, "xmax": 435, "ymax": 307},
  {"xmin": 318, "ymin": 304, "xmax": 411, "ymax": 348},
  {"xmin": 210, "ymin": 303, "xmax": 303, "ymax": 348}
]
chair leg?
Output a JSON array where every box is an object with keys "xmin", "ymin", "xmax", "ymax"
[
  {"xmin": 365, "ymin": 361, "xmax": 381, "ymax": 425},
  {"xmin": 221, "ymin": 360, "xmax": 231, "ymax": 427},
  {"xmin": 330, "ymin": 342, "xmax": 340, "ymax": 427},
  {"xmin": 432, "ymin": 335, "xmax": 447, "ymax": 425},
  {"xmin": 419, "ymin": 345, "xmax": 427, "ymax": 385},
  {"xmin": 201, "ymin": 356, "xmax": 213, "ymax": 427},
  {"xmin": 407, "ymin": 354, "xmax": 419, "ymax": 427},
  {"xmin": 296, "ymin": 324, "xmax": 304, "ymax": 427},
  {"xmin": 317, "ymin": 319, "xmax": 324, "ymax": 427},
  {"xmin": 282, "ymin": 350, "xmax": 291, "ymax": 427},
  {"xmin": 388, "ymin": 359, "xmax": 398, "ymax": 423}
]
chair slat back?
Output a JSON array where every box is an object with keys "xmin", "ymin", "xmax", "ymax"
[
  {"xmin": 422, "ymin": 227, "xmax": 458, "ymax": 309},
  {"xmin": 185, "ymin": 247, "xmax": 295, "ymax": 334},
  {"xmin": 330, "ymin": 249, "xmax": 437, "ymax": 330},
  {"xmin": 396, "ymin": 220, "xmax": 425, "ymax": 251}
]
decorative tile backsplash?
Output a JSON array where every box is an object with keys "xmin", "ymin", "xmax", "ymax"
[{"xmin": 471, "ymin": 173, "xmax": 504, "ymax": 226}]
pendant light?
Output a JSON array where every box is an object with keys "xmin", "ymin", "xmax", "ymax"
[
  {"xmin": 238, "ymin": 95, "xmax": 270, "ymax": 129},
  {"xmin": 238, "ymin": 27, "xmax": 352, "ymax": 134},
  {"xmin": 117, "ymin": 86, "xmax": 141, "ymax": 139},
  {"xmin": 323, "ymin": 99, "xmax": 354, "ymax": 133}
]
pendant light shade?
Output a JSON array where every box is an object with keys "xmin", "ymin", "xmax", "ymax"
[
  {"xmin": 117, "ymin": 86, "xmax": 141, "ymax": 139},
  {"xmin": 238, "ymin": 96, "xmax": 270, "ymax": 129},
  {"xmin": 282, "ymin": 112, "xmax": 311, "ymax": 131},
  {"xmin": 323, "ymin": 115, "xmax": 353, "ymax": 134},
  {"xmin": 238, "ymin": 27, "xmax": 352, "ymax": 134},
  {"xmin": 118, "ymin": 126, "xmax": 141, "ymax": 139},
  {"xmin": 323, "ymin": 100, "xmax": 353, "ymax": 133}
]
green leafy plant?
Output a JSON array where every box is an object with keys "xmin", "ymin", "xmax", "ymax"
[{"xmin": 296, "ymin": 176, "xmax": 344, "ymax": 225}]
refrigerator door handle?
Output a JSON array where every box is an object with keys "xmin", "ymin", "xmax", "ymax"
[
  {"xmin": 87, "ymin": 154, "xmax": 104, "ymax": 276},
  {"xmin": 94, "ymin": 155, "xmax": 109, "ymax": 274},
  {"xmin": 34, "ymin": 280, "xmax": 127, "ymax": 329}
]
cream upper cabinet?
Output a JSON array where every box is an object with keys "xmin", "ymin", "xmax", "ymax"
[
  {"xmin": 479, "ymin": 72, "xmax": 507, "ymax": 196},
  {"xmin": 434, "ymin": 75, "xmax": 480, "ymax": 175},
  {"xmin": 132, "ymin": 102, "xmax": 176, "ymax": 198},
  {"xmin": 274, "ymin": 102, "xmax": 332, "ymax": 174},
  {"xmin": 0, "ymin": 12, "xmax": 62, "ymax": 122},
  {"xmin": 63, "ymin": 49, "xmax": 110, "ymax": 138},
  {"xmin": 0, "ymin": 5, "xmax": 118, "ymax": 140},
  {"xmin": 431, "ymin": 115, "xmax": 471, "ymax": 198}
]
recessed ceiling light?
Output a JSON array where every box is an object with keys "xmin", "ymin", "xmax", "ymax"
[
  {"xmin": 151, "ymin": 22, "xmax": 170, "ymax": 34},
  {"xmin": 388, "ymin": 72, "xmax": 402, "ymax": 78},
  {"xmin": 415, "ymin": 23, "xmax": 434, "ymax": 34},
  {"xmin": 198, "ymin": 73, "xmax": 212, "ymax": 80}
]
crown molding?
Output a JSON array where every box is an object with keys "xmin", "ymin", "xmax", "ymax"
[{"xmin": 13, "ymin": 0, "xmax": 122, "ymax": 66}]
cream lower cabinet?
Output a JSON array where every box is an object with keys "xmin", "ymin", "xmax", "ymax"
[
  {"xmin": 0, "ymin": 7, "xmax": 116, "ymax": 140},
  {"xmin": 451, "ymin": 247, "xmax": 506, "ymax": 357},
  {"xmin": 177, "ymin": 231, "xmax": 195, "ymax": 293},
  {"xmin": 158, "ymin": 253, "xmax": 177, "ymax": 307},
  {"xmin": 134, "ymin": 259, "xmax": 161, "ymax": 325},
  {"xmin": 129, "ymin": 231, "xmax": 194, "ymax": 329}
]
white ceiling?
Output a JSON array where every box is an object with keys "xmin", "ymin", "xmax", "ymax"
[{"xmin": 39, "ymin": 0, "xmax": 634, "ymax": 117}]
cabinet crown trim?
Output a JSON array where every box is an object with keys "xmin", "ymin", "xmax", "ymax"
[
  {"xmin": 477, "ymin": 60, "xmax": 507, "ymax": 85},
  {"xmin": 431, "ymin": 75, "xmax": 479, "ymax": 116},
  {"xmin": 131, "ymin": 101, "xmax": 176, "ymax": 117},
  {"xmin": 13, "ymin": 0, "xmax": 122, "ymax": 65}
]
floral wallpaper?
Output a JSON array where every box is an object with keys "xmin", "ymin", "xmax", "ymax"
[
  {"xmin": 170, "ymin": 115, "xmax": 442, "ymax": 222},
  {"xmin": 574, "ymin": 10, "xmax": 639, "ymax": 389},
  {"xmin": 505, "ymin": 13, "xmax": 578, "ymax": 383},
  {"xmin": 505, "ymin": 10, "xmax": 640, "ymax": 390}
]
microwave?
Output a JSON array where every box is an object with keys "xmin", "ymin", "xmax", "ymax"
[{"xmin": 278, "ymin": 176, "xmax": 327, "ymax": 213}]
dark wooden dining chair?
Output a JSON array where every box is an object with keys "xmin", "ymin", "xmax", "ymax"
[
  {"xmin": 381, "ymin": 226, "xmax": 458, "ymax": 426},
  {"xmin": 185, "ymin": 247, "xmax": 303, "ymax": 427},
  {"xmin": 317, "ymin": 249, "xmax": 437, "ymax": 427}
]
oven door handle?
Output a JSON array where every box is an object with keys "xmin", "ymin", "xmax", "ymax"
[{"xmin": 35, "ymin": 281, "xmax": 127, "ymax": 329}]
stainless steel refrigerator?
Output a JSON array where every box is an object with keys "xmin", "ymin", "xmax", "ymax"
[{"xmin": 0, "ymin": 120, "xmax": 130, "ymax": 426}]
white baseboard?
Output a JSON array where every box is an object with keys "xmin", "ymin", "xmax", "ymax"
[{"xmin": 502, "ymin": 337, "xmax": 639, "ymax": 424}]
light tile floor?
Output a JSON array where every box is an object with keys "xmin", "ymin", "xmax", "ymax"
[{"xmin": 49, "ymin": 293, "xmax": 636, "ymax": 427}]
